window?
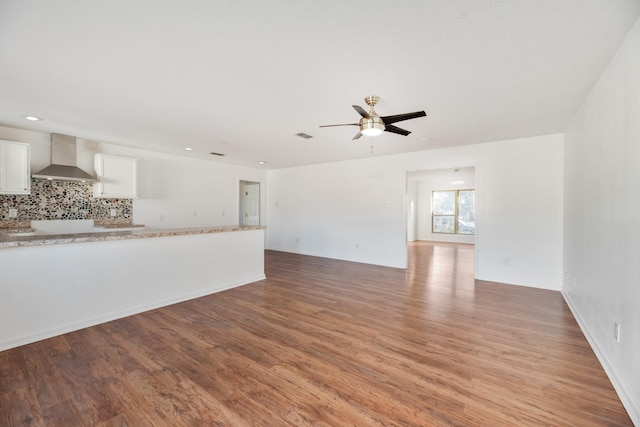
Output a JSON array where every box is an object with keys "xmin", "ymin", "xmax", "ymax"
[{"xmin": 432, "ymin": 189, "xmax": 475, "ymax": 235}]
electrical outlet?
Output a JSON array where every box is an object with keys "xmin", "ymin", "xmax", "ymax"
[
  {"xmin": 9, "ymin": 208, "xmax": 18, "ymax": 218},
  {"xmin": 502, "ymin": 257, "xmax": 510, "ymax": 266},
  {"xmin": 614, "ymin": 322, "xmax": 621, "ymax": 342},
  {"xmin": 110, "ymin": 209, "xmax": 117, "ymax": 217},
  {"xmin": 355, "ymin": 243, "xmax": 359, "ymax": 250}
]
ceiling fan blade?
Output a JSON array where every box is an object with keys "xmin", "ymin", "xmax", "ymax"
[
  {"xmin": 384, "ymin": 124, "xmax": 411, "ymax": 136},
  {"xmin": 352, "ymin": 105, "xmax": 370, "ymax": 118},
  {"xmin": 381, "ymin": 110, "xmax": 426, "ymax": 125},
  {"xmin": 319, "ymin": 123, "xmax": 358, "ymax": 128},
  {"xmin": 352, "ymin": 131, "xmax": 363, "ymax": 140}
]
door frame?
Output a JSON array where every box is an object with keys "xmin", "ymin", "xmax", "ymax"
[{"xmin": 239, "ymin": 180, "xmax": 261, "ymax": 226}]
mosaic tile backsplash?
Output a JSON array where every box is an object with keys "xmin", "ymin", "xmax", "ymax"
[{"xmin": 0, "ymin": 179, "xmax": 132, "ymax": 221}]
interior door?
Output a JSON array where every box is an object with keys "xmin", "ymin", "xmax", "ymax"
[{"xmin": 240, "ymin": 181, "xmax": 260, "ymax": 225}]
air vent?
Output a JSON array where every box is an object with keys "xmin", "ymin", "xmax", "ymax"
[
  {"xmin": 209, "ymin": 152, "xmax": 226, "ymax": 156},
  {"xmin": 295, "ymin": 132, "xmax": 313, "ymax": 139}
]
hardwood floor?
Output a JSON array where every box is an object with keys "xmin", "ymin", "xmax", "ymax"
[{"xmin": 0, "ymin": 242, "xmax": 632, "ymax": 426}]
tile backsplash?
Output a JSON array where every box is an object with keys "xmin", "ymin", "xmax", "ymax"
[{"xmin": 0, "ymin": 179, "xmax": 132, "ymax": 221}]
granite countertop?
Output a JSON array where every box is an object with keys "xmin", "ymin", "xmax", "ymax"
[{"xmin": 0, "ymin": 225, "xmax": 265, "ymax": 249}]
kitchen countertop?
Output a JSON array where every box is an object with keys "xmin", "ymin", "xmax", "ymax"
[{"xmin": 0, "ymin": 225, "xmax": 265, "ymax": 249}]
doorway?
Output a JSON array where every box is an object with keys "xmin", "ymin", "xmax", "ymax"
[
  {"xmin": 406, "ymin": 166, "xmax": 477, "ymax": 279},
  {"xmin": 406, "ymin": 167, "xmax": 476, "ymax": 244},
  {"xmin": 239, "ymin": 180, "xmax": 260, "ymax": 226}
]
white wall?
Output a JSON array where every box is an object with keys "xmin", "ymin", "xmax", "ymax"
[
  {"xmin": 267, "ymin": 133, "xmax": 563, "ymax": 290},
  {"xmin": 406, "ymin": 179, "xmax": 417, "ymax": 242},
  {"xmin": 267, "ymin": 157, "xmax": 408, "ymax": 268},
  {"xmin": 0, "ymin": 125, "xmax": 267, "ymax": 228},
  {"xmin": 563, "ymin": 17, "xmax": 640, "ymax": 424},
  {"xmin": 96, "ymin": 144, "xmax": 267, "ymax": 229}
]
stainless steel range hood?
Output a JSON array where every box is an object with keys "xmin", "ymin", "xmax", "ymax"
[{"xmin": 32, "ymin": 133, "xmax": 96, "ymax": 183}]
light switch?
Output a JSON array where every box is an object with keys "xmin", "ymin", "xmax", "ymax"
[{"xmin": 9, "ymin": 208, "xmax": 18, "ymax": 218}]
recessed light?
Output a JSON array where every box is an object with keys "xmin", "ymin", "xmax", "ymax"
[
  {"xmin": 184, "ymin": 147, "xmax": 193, "ymax": 151},
  {"xmin": 25, "ymin": 115, "xmax": 42, "ymax": 121},
  {"xmin": 258, "ymin": 161, "xmax": 266, "ymax": 165}
]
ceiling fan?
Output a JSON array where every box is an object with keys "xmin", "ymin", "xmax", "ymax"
[{"xmin": 320, "ymin": 96, "xmax": 426, "ymax": 140}]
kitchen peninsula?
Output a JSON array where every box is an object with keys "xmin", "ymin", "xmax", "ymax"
[{"xmin": 0, "ymin": 225, "xmax": 266, "ymax": 351}]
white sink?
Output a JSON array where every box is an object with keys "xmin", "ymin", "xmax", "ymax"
[
  {"xmin": 31, "ymin": 219, "xmax": 95, "ymax": 234},
  {"xmin": 6, "ymin": 232, "xmax": 37, "ymax": 237}
]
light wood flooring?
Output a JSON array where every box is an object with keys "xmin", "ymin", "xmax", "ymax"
[{"xmin": 0, "ymin": 242, "xmax": 632, "ymax": 426}]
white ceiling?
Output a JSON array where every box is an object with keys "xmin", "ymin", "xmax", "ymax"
[{"xmin": 1, "ymin": 1, "xmax": 639, "ymax": 169}]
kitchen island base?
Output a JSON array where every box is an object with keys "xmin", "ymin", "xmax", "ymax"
[{"xmin": 0, "ymin": 228, "xmax": 265, "ymax": 351}]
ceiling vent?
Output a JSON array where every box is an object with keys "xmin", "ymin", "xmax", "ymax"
[
  {"xmin": 295, "ymin": 132, "xmax": 313, "ymax": 139},
  {"xmin": 209, "ymin": 152, "xmax": 225, "ymax": 156}
]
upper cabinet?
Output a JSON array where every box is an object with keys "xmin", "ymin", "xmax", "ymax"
[
  {"xmin": 0, "ymin": 140, "xmax": 31, "ymax": 195},
  {"xmin": 93, "ymin": 154, "xmax": 138, "ymax": 199}
]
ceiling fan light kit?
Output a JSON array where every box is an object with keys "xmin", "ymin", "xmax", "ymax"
[
  {"xmin": 360, "ymin": 116, "xmax": 385, "ymax": 136},
  {"xmin": 320, "ymin": 95, "xmax": 426, "ymax": 140}
]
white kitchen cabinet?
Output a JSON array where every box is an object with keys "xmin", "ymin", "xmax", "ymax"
[
  {"xmin": 93, "ymin": 154, "xmax": 138, "ymax": 198},
  {"xmin": 0, "ymin": 140, "xmax": 30, "ymax": 195}
]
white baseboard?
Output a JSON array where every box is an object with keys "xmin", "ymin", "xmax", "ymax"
[
  {"xmin": 0, "ymin": 274, "xmax": 265, "ymax": 352},
  {"xmin": 562, "ymin": 291, "xmax": 639, "ymax": 425}
]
